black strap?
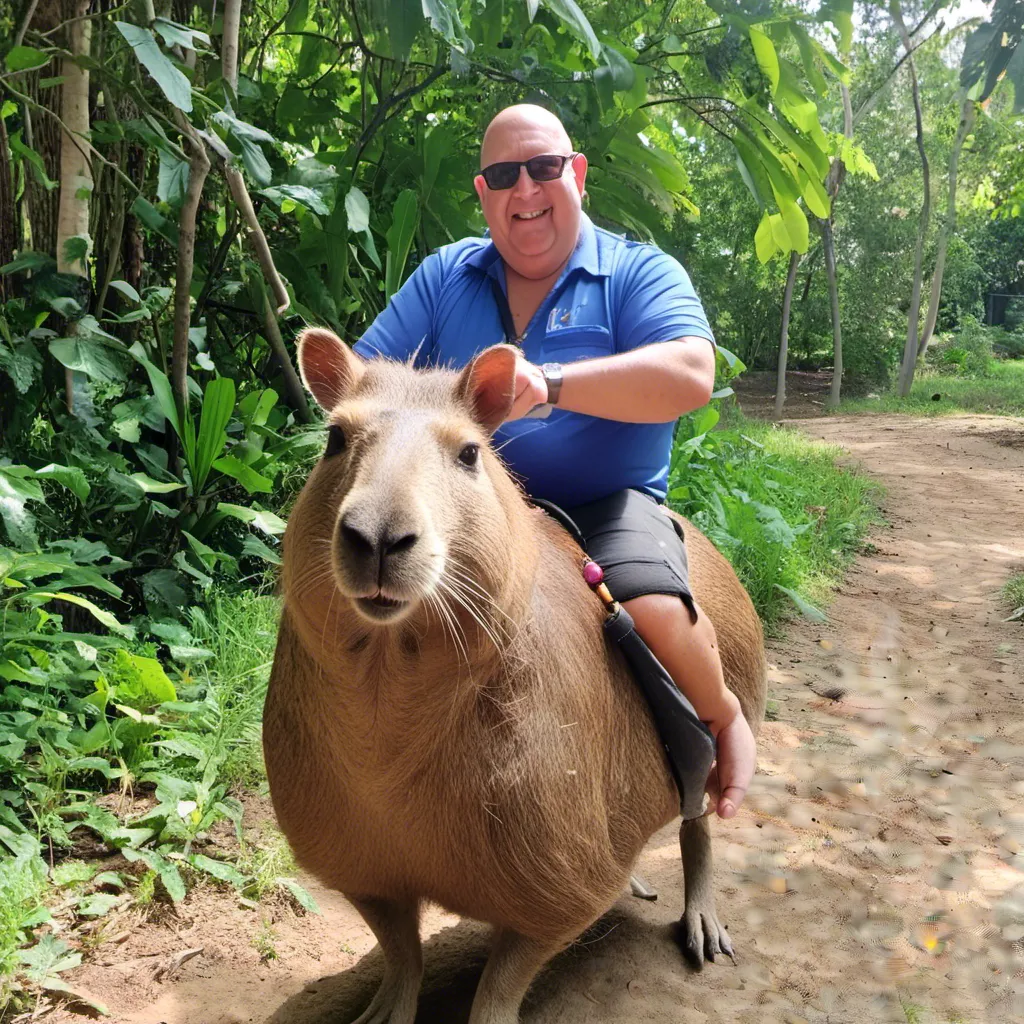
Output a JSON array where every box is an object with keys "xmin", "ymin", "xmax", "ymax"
[
  {"xmin": 530, "ymin": 498, "xmax": 587, "ymax": 551},
  {"xmin": 489, "ymin": 275, "xmax": 522, "ymax": 346}
]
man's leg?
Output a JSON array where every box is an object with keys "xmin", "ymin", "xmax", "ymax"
[{"xmin": 622, "ymin": 593, "xmax": 755, "ymax": 818}]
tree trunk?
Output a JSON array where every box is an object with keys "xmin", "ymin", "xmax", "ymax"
[
  {"xmin": 822, "ymin": 220, "xmax": 844, "ymax": 409},
  {"xmin": 0, "ymin": 117, "xmax": 17, "ymax": 298},
  {"xmin": 55, "ymin": 0, "xmax": 93, "ymax": 412},
  {"xmin": 894, "ymin": 4, "xmax": 932, "ymax": 398},
  {"xmin": 23, "ymin": 0, "xmax": 62, "ymax": 258},
  {"xmin": 918, "ymin": 98, "xmax": 975, "ymax": 357},
  {"xmin": 774, "ymin": 250, "xmax": 800, "ymax": 420},
  {"xmin": 172, "ymin": 125, "xmax": 211, "ymax": 419},
  {"xmin": 822, "ymin": 81, "xmax": 852, "ymax": 409}
]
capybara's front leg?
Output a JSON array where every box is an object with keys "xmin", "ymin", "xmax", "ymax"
[
  {"xmin": 677, "ymin": 815, "xmax": 735, "ymax": 967},
  {"xmin": 467, "ymin": 928, "xmax": 567, "ymax": 1024},
  {"xmin": 347, "ymin": 896, "xmax": 423, "ymax": 1024}
]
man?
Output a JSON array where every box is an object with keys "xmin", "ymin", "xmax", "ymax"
[{"xmin": 354, "ymin": 104, "xmax": 755, "ymax": 819}]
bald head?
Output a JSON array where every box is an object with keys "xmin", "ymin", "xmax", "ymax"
[
  {"xmin": 480, "ymin": 104, "xmax": 574, "ymax": 168},
  {"xmin": 474, "ymin": 104, "xmax": 587, "ymax": 283}
]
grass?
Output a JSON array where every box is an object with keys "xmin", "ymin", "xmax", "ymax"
[
  {"xmin": 841, "ymin": 360, "xmax": 1024, "ymax": 417},
  {"xmin": 741, "ymin": 418, "xmax": 884, "ymax": 612},
  {"xmin": 676, "ymin": 409, "xmax": 884, "ymax": 632},
  {"xmin": 0, "ymin": 846, "xmax": 48, "ymax": 1008},
  {"xmin": 1004, "ymin": 573, "xmax": 1024, "ymax": 615},
  {"xmin": 188, "ymin": 589, "xmax": 281, "ymax": 788}
]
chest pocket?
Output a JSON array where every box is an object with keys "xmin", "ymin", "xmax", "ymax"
[{"xmin": 540, "ymin": 280, "xmax": 613, "ymax": 362}]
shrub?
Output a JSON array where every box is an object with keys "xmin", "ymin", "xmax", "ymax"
[{"xmin": 929, "ymin": 315, "xmax": 995, "ymax": 377}]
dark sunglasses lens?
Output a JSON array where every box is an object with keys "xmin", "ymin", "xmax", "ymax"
[
  {"xmin": 483, "ymin": 162, "xmax": 521, "ymax": 190},
  {"xmin": 526, "ymin": 155, "xmax": 566, "ymax": 181}
]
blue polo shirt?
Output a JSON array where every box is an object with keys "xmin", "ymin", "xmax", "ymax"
[{"xmin": 354, "ymin": 215, "xmax": 714, "ymax": 507}]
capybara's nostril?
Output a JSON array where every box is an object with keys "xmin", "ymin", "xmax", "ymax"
[
  {"xmin": 385, "ymin": 531, "xmax": 419, "ymax": 557},
  {"xmin": 339, "ymin": 515, "xmax": 376, "ymax": 560}
]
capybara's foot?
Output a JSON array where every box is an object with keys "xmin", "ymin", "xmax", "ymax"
[
  {"xmin": 347, "ymin": 897, "xmax": 423, "ymax": 1024},
  {"xmin": 677, "ymin": 814, "xmax": 736, "ymax": 968},
  {"xmin": 674, "ymin": 907, "xmax": 736, "ymax": 968},
  {"xmin": 468, "ymin": 928, "xmax": 568, "ymax": 1024}
]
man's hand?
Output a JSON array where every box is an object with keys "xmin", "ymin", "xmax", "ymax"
[{"xmin": 505, "ymin": 356, "xmax": 548, "ymax": 422}]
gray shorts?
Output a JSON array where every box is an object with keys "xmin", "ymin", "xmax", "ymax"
[{"xmin": 562, "ymin": 488, "xmax": 697, "ymax": 623}]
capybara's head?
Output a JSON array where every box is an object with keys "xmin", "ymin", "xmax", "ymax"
[{"xmin": 288, "ymin": 329, "xmax": 522, "ymax": 627}]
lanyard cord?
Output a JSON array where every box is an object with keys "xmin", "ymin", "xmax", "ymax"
[{"xmin": 489, "ymin": 275, "xmax": 524, "ymax": 346}]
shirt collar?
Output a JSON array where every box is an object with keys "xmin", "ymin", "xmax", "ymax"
[{"xmin": 464, "ymin": 213, "xmax": 608, "ymax": 279}]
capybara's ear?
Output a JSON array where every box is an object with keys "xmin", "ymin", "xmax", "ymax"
[
  {"xmin": 297, "ymin": 328, "xmax": 364, "ymax": 410},
  {"xmin": 456, "ymin": 344, "xmax": 518, "ymax": 435}
]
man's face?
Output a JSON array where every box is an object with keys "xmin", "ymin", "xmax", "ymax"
[{"xmin": 474, "ymin": 119, "xmax": 588, "ymax": 282}]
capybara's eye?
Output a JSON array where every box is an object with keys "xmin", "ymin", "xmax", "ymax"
[
  {"xmin": 458, "ymin": 443, "xmax": 479, "ymax": 468},
  {"xmin": 324, "ymin": 425, "xmax": 346, "ymax": 457}
]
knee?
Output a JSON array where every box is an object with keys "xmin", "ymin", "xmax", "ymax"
[
  {"xmin": 623, "ymin": 594, "xmax": 717, "ymax": 646},
  {"xmin": 623, "ymin": 593, "xmax": 695, "ymax": 634}
]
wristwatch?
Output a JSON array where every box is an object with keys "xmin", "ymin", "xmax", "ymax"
[
  {"xmin": 524, "ymin": 362, "xmax": 564, "ymax": 419},
  {"xmin": 541, "ymin": 362, "xmax": 563, "ymax": 405}
]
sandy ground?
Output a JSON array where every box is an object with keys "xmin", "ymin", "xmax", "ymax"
[{"xmin": 42, "ymin": 414, "xmax": 1024, "ymax": 1024}]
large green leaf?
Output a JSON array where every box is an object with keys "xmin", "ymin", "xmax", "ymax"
[
  {"xmin": 543, "ymin": 0, "xmax": 601, "ymax": 60},
  {"xmin": 35, "ymin": 465, "xmax": 90, "ymax": 502},
  {"xmin": 212, "ymin": 456, "xmax": 273, "ymax": 494},
  {"xmin": 32, "ymin": 592, "xmax": 132, "ymax": 636},
  {"xmin": 787, "ymin": 24, "xmax": 828, "ymax": 97},
  {"xmin": 749, "ymin": 27, "xmax": 780, "ymax": 94},
  {"xmin": 130, "ymin": 344, "xmax": 182, "ymax": 437},
  {"xmin": 192, "ymin": 377, "xmax": 236, "ymax": 493},
  {"xmin": 151, "ymin": 17, "xmax": 211, "ymax": 52},
  {"xmin": 819, "ymin": 0, "xmax": 854, "ymax": 55},
  {"xmin": 259, "ymin": 185, "xmax": 329, "ymax": 216},
  {"xmin": 345, "ymin": 187, "xmax": 371, "ymax": 233},
  {"xmin": 422, "ymin": 0, "xmax": 473, "ymax": 53},
  {"xmin": 157, "ymin": 150, "xmax": 190, "ymax": 203},
  {"xmin": 115, "ymin": 22, "xmax": 193, "ymax": 113},
  {"xmin": 48, "ymin": 336, "xmax": 131, "ymax": 382},
  {"xmin": 385, "ymin": 0, "xmax": 423, "ymax": 61},
  {"xmin": 385, "ymin": 189, "xmax": 421, "ymax": 299},
  {"xmin": 6, "ymin": 46, "xmax": 50, "ymax": 72},
  {"xmin": 754, "ymin": 211, "xmax": 776, "ymax": 263},
  {"xmin": 217, "ymin": 503, "xmax": 287, "ymax": 536}
]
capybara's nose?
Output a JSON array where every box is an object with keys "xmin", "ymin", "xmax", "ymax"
[{"xmin": 339, "ymin": 511, "xmax": 419, "ymax": 579}]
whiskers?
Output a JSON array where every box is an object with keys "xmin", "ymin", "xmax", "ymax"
[
  {"xmin": 439, "ymin": 559, "xmax": 516, "ymax": 652},
  {"xmin": 421, "ymin": 557, "xmax": 517, "ymax": 669}
]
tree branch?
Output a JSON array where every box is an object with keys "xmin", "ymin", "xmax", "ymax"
[
  {"xmin": 14, "ymin": 0, "xmax": 39, "ymax": 47},
  {"xmin": 852, "ymin": 26, "xmax": 942, "ymax": 127},
  {"xmin": 351, "ymin": 60, "xmax": 448, "ymax": 173},
  {"xmin": 224, "ymin": 165, "xmax": 290, "ymax": 313}
]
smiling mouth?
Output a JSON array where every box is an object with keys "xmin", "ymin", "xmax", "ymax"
[{"xmin": 513, "ymin": 208, "xmax": 551, "ymax": 221}]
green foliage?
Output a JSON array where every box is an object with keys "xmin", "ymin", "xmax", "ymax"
[
  {"xmin": 1003, "ymin": 574, "xmax": 1024, "ymax": 623},
  {"xmin": 668, "ymin": 351, "xmax": 881, "ymax": 630},
  {"xmin": 928, "ymin": 316, "xmax": 997, "ymax": 377},
  {"xmin": 0, "ymin": 0, "xmax": 1017, "ymax": 1003},
  {"xmin": 841, "ymin": 359, "xmax": 1024, "ymax": 417}
]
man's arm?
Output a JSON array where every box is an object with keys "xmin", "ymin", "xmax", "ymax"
[
  {"xmin": 509, "ymin": 246, "xmax": 716, "ymax": 422},
  {"xmin": 508, "ymin": 339, "xmax": 715, "ymax": 423}
]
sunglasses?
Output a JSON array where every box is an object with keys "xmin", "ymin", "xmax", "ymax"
[{"xmin": 480, "ymin": 153, "xmax": 578, "ymax": 191}]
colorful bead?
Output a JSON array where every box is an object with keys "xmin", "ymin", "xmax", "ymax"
[{"xmin": 582, "ymin": 561, "xmax": 604, "ymax": 586}]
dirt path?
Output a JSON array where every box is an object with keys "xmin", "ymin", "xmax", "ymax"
[{"xmin": 55, "ymin": 414, "xmax": 1024, "ymax": 1024}]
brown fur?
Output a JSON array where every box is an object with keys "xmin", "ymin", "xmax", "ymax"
[{"xmin": 263, "ymin": 332, "xmax": 767, "ymax": 1023}]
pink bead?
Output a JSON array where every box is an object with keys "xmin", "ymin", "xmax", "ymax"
[{"xmin": 582, "ymin": 561, "xmax": 604, "ymax": 586}]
